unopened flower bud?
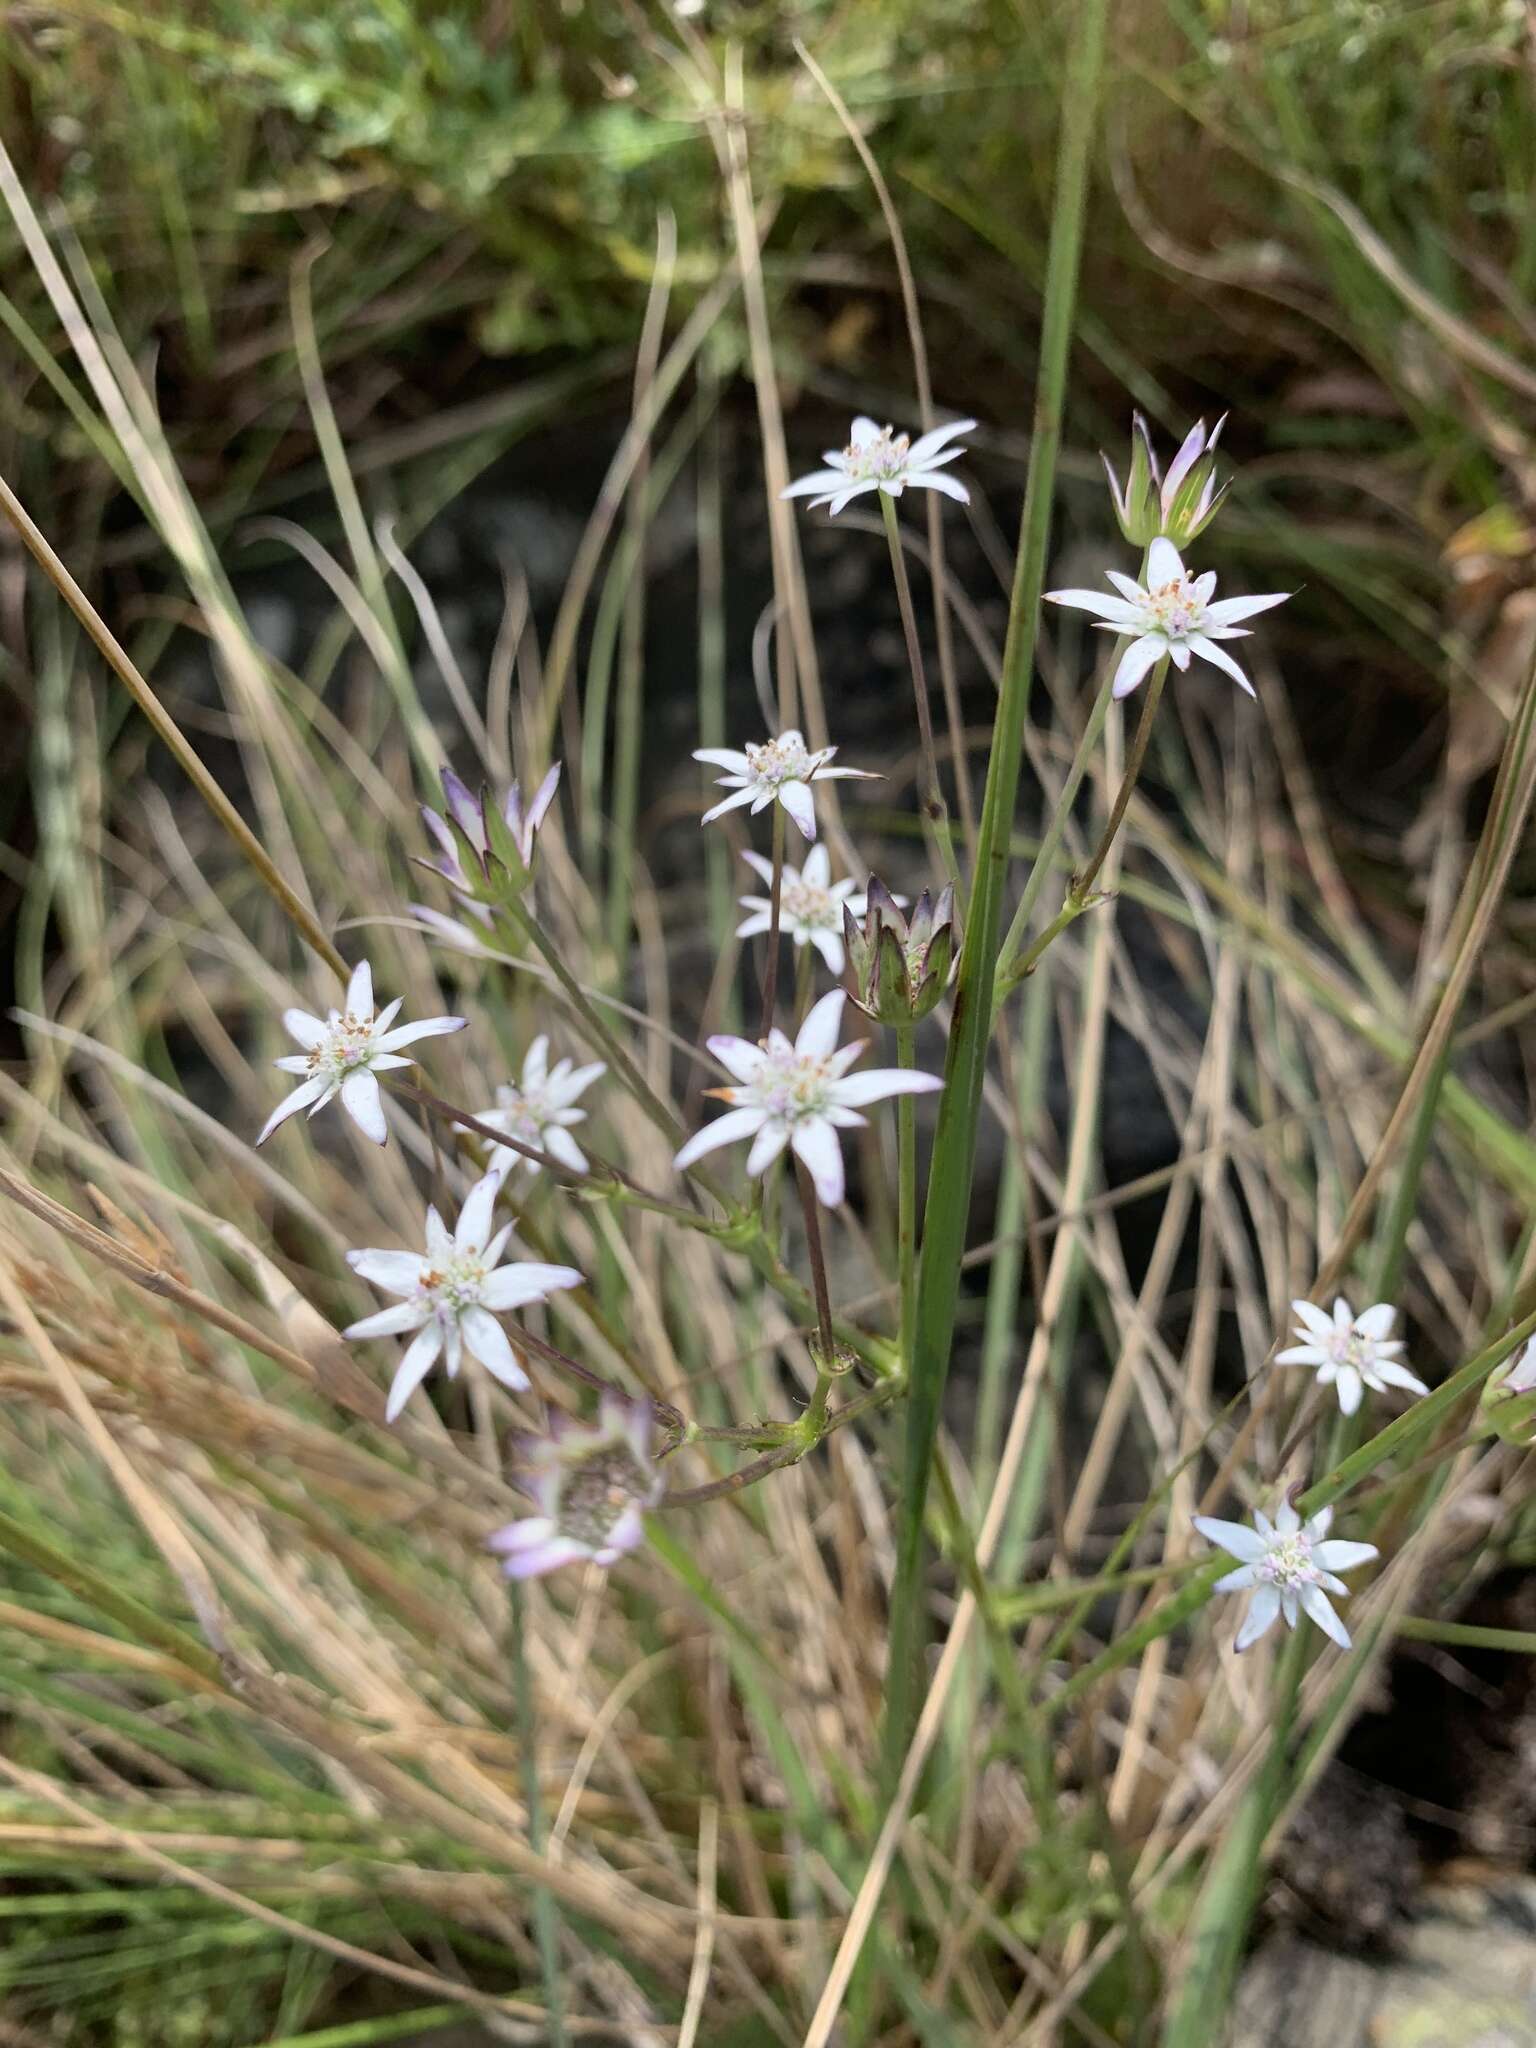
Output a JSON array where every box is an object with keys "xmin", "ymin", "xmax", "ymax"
[
  {"xmin": 1479, "ymin": 1337, "xmax": 1536, "ymax": 1446},
  {"xmin": 1102, "ymin": 413, "xmax": 1229, "ymax": 548},
  {"xmin": 417, "ymin": 763, "xmax": 561, "ymax": 914},
  {"xmin": 843, "ymin": 878, "xmax": 958, "ymax": 1024}
]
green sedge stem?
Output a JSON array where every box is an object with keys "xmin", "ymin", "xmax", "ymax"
[
  {"xmin": 880, "ymin": 0, "xmax": 1109, "ymax": 1786},
  {"xmin": 895, "ymin": 1023, "xmax": 918, "ymax": 1375}
]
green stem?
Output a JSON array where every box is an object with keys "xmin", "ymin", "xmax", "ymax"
[
  {"xmin": 508, "ymin": 1581, "xmax": 564, "ymax": 2048},
  {"xmin": 880, "ymin": 491, "xmax": 957, "ymax": 883},
  {"xmin": 880, "ymin": 0, "xmax": 1109, "ymax": 1787},
  {"xmin": 761, "ymin": 803, "xmax": 786, "ymax": 1040},
  {"xmin": 505, "ymin": 897, "xmax": 685, "ymax": 1151},
  {"xmin": 795, "ymin": 1159, "xmax": 839, "ymax": 1368},
  {"xmin": 994, "ymin": 670, "xmax": 1114, "ymax": 982},
  {"xmin": 895, "ymin": 1023, "xmax": 918, "ymax": 1374}
]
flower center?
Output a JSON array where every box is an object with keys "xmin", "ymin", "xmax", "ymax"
[
  {"xmin": 781, "ymin": 878, "xmax": 836, "ymax": 927},
  {"xmin": 745, "ymin": 736, "xmax": 813, "ymax": 788},
  {"xmin": 844, "ymin": 424, "xmax": 909, "ymax": 481},
  {"xmin": 497, "ymin": 1086, "xmax": 551, "ymax": 1141},
  {"xmin": 419, "ymin": 1253, "xmax": 487, "ymax": 1314},
  {"xmin": 748, "ymin": 1050, "xmax": 834, "ymax": 1125},
  {"xmin": 308, "ymin": 1010, "xmax": 377, "ymax": 1078},
  {"xmin": 1258, "ymin": 1532, "xmax": 1317, "ymax": 1591},
  {"xmin": 559, "ymin": 1447, "xmax": 651, "ymax": 1548},
  {"xmin": 1325, "ymin": 1329, "xmax": 1370, "ymax": 1371},
  {"xmin": 1143, "ymin": 575, "xmax": 1206, "ymax": 640}
]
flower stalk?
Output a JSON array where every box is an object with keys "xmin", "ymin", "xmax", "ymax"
[{"xmin": 880, "ymin": 490, "xmax": 955, "ymax": 873}]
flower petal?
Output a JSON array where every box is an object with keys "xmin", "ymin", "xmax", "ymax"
[
  {"xmin": 345, "ymin": 960, "xmax": 374, "ymax": 1019},
  {"xmin": 256, "ymin": 1076, "xmax": 328, "ymax": 1145},
  {"xmin": 480, "ymin": 1262, "xmax": 583, "ymax": 1311},
  {"xmin": 282, "ymin": 1008, "xmax": 328, "ymax": 1048},
  {"xmin": 385, "ymin": 1323, "xmax": 443, "ymax": 1422},
  {"xmin": 1045, "ymin": 588, "xmax": 1141, "ymax": 622},
  {"xmin": 1354, "ymin": 1302, "xmax": 1396, "ymax": 1341},
  {"xmin": 459, "ymin": 1307, "xmax": 530, "ymax": 1390},
  {"xmin": 909, "ymin": 469, "xmax": 970, "ymax": 504},
  {"xmin": 791, "ymin": 1117, "xmax": 846, "ymax": 1208},
  {"xmin": 1111, "ymin": 635, "xmax": 1166, "ymax": 700},
  {"xmin": 454, "ymin": 1170, "xmax": 503, "ymax": 1254},
  {"xmin": 1146, "ymin": 537, "xmax": 1185, "ymax": 586},
  {"xmin": 1203, "ymin": 590, "xmax": 1291, "ymax": 626},
  {"xmin": 1192, "ymin": 1516, "xmax": 1270, "ymax": 1563},
  {"xmin": 796, "ymin": 989, "xmax": 847, "ymax": 1060},
  {"xmin": 780, "ymin": 469, "xmax": 850, "ymax": 500},
  {"xmin": 1313, "ymin": 1539, "xmax": 1377, "ymax": 1574},
  {"xmin": 346, "ymin": 1248, "xmax": 428, "ymax": 1294},
  {"xmin": 1300, "ymin": 1583, "xmax": 1351, "ymax": 1649},
  {"xmin": 832, "ymin": 1067, "xmax": 944, "ymax": 1108},
  {"xmin": 1187, "ymin": 634, "xmax": 1256, "ymax": 698},
  {"xmin": 674, "ymin": 1106, "xmax": 769, "ymax": 1171},
  {"xmin": 1234, "ymin": 1584, "xmax": 1281, "ymax": 1651},
  {"xmin": 777, "ymin": 779, "xmax": 817, "ymax": 841},
  {"xmin": 343, "ymin": 1299, "xmax": 430, "ymax": 1341},
  {"xmin": 375, "ymin": 1014, "xmax": 468, "ymax": 1051},
  {"xmin": 907, "ymin": 417, "xmax": 976, "ymax": 466},
  {"xmin": 340, "ymin": 1070, "xmax": 388, "ymax": 1145},
  {"xmin": 706, "ymin": 1034, "xmax": 766, "ymax": 1084},
  {"xmin": 746, "ymin": 1120, "xmax": 790, "ymax": 1177}
]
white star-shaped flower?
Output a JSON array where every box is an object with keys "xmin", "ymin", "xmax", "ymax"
[
  {"xmin": 343, "ymin": 1169, "xmax": 582, "ymax": 1422},
  {"xmin": 674, "ymin": 988, "xmax": 942, "ymax": 1207},
  {"xmin": 258, "ymin": 960, "xmax": 466, "ymax": 1148},
  {"xmin": 1276, "ymin": 1297, "xmax": 1427, "ymax": 1416},
  {"xmin": 487, "ymin": 1394, "xmax": 663, "ymax": 1580},
  {"xmin": 694, "ymin": 728, "xmax": 874, "ymax": 842},
  {"xmin": 471, "ymin": 1036, "xmax": 606, "ymax": 1179},
  {"xmin": 1046, "ymin": 536, "xmax": 1290, "ymax": 700},
  {"xmin": 780, "ymin": 413, "xmax": 976, "ymax": 516},
  {"xmin": 736, "ymin": 844, "xmax": 878, "ymax": 976},
  {"xmin": 1194, "ymin": 1500, "xmax": 1378, "ymax": 1652}
]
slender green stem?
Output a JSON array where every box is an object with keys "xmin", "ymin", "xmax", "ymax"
[
  {"xmin": 894, "ymin": 1024, "xmax": 918, "ymax": 1376},
  {"xmin": 880, "ymin": 0, "xmax": 1109, "ymax": 1786},
  {"xmin": 508, "ymin": 1581, "xmax": 564, "ymax": 2048},
  {"xmin": 504, "ymin": 898, "xmax": 685, "ymax": 1149},
  {"xmin": 795, "ymin": 1160, "xmax": 839, "ymax": 1367},
  {"xmin": 994, "ymin": 670, "xmax": 1115, "ymax": 983},
  {"xmin": 880, "ymin": 491, "xmax": 958, "ymax": 885},
  {"xmin": 761, "ymin": 803, "xmax": 786, "ymax": 1039}
]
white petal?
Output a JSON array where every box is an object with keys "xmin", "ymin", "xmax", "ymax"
[
  {"xmin": 693, "ymin": 747, "xmax": 751, "ymax": 773},
  {"xmin": 480, "ymin": 1262, "xmax": 583, "ymax": 1310},
  {"xmin": 1203, "ymin": 590, "xmax": 1290, "ymax": 625},
  {"xmin": 780, "ymin": 469, "xmax": 850, "ymax": 500},
  {"xmin": 777, "ymin": 779, "xmax": 817, "ymax": 841},
  {"xmin": 746, "ymin": 1120, "xmax": 790, "ymax": 1178},
  {"xmin": 802, "ymin": 842, "xmax": 832, "ymax": 886},
  {"xmin": 541, "ymin": 1126, "xmax": 589, "ymax": 1175},
  {"xmin": 375, "ymin": 1014, "xmax": 467, "ymax": 1051},
  {"xmin": 1146, "ymin": 537, "xmax": 1184, "ymax": 586},
  {"xmin": 282, "ymin": 1008, "xmax": 328, "ymax": 1048},
  {"xmin": 1368, "ymin": 1359, "xmax": 1428, "ymax": 1396},
  {"xmin": 1292, "ymin": 1299, "xmax": 1335, "ymax": 1339},
  {"xmin": 424, "ymin": 1206, "xmax": 452, "ymax": 1261},
  {"xmin": 701, "ymin": 785, "xmax": 758, "ymax": 825},
  {"xmin": 1188, "ymin": 634, "xmax": 1256, "ymax": 698},
  {"xmin": 373, "ymin": 997, "xmax": 403, "ymax": 1037},
  {"xmin": 674, "ymin": 1106, "xmax": 769, "ymax": 1170},
  {"xmin": 345, "ymin": 961, "xmax": 374, "ymax": 1019},
  {"xmin": 1276, "ymin": 1344, "xmax": 1329, "ymax": 1366},
  {"xmin": 460, "ymin": 1307, "xmax": 530, "ymax": 1390},
  {"xmin": 796, "ymin": 989, "xmax": 846, "ymax": 1059},
  {"xmin": 832, "ymin": 1067, "xmax": 944, "ymax": 1107},
  {"xmin": 340, "ymin": 1071, "xmax": 388, "ymax": 1145},
  {"xmin": 1192, "ymin": 1516, "xmax": 1269, "ymax": 1563},
  {"xmin": 1313, "ymin": 1539, "xmax": 1377, "ymax": 1574},
  {"xmin": 736, "ymin": 912, "xmax": 772, "ymax": 940},
  {"xmin": 810, "ymin": 929, "xmax": 844, "ymax": 973},
  {"xmin": 455, "ymin": 1170, "xmax": 503, "ymax": 1254},
  {"xmin": 1104, "ymin": 570, "xmax": 1145, "ymax": 602},
  {"xmin": 1234, "ymin": 1585, "xmax": 1281, "ymax": 1651},
  {"xmin": 1111, "ymin": 635, "xmax": 1166, "ymax": 699},
  {"xmin": 1354, "ymin": 1302, "xmax": 1396, "ymax": 1341},
  {"xmin": 791, "ymin": 1117, "xmax": 846, "ymax": 1207},
  {"xmin": 740, "ymin": 849, "xmax": 775, "ymax": 886},
  {"xmin": 274, "ymin": 1054, "xmax": 317, "ymax": 1074},
  {"xmin": 1275, "ymin": 1499, "xmax": 1301, "ymax": 1535},
  {"xmin": 346, "ymin": 1248, "xmax": 428, "ymax": 1294},
  {"xmin": 849, "ymin": 416, "xmax": 881, "ymax": 447},
  {"xmin": 344, "ymin": 1299, "xmax": 430, "ymax": 1341},
  {"xmin": 1213, "ymin": 1564, "xmax": 1261, "ymax": 1593},
  {"xmin": 908, "ymin": 469, "xmax": 970, "ymax": 504},
  {"xmin": 256, "ymin": 1076, "xmax": 328, "ymax": 1144},
  {"xmin": 1300, "ymin": 1584, "xmax": 1351, "ymax": 1649},
  {"xmin": 385, "ymin": 1324, "xmax": 443, "ymax": 1422},
  {"xmin": 486, "ymin": 1515, "xmax": 556, "ymax": 1554},
  {"xmin": 707, "ymin": 1034, "xmax": 766, "ymax": 1084},
  {"xmin": 1336, "ymin": 1366, "xmax": 1363, "ymax": 1415},
  {"xmin": 499, "ymin": 1536, "xmax": 588, "ymax": 1580},
  {"xmin": 1045, "ymin": 588, "xmax": 1142, "ymax": 622},
  {"xmin": 906, "ymin": 417, "xmax": 976, "ymax": 465}
]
